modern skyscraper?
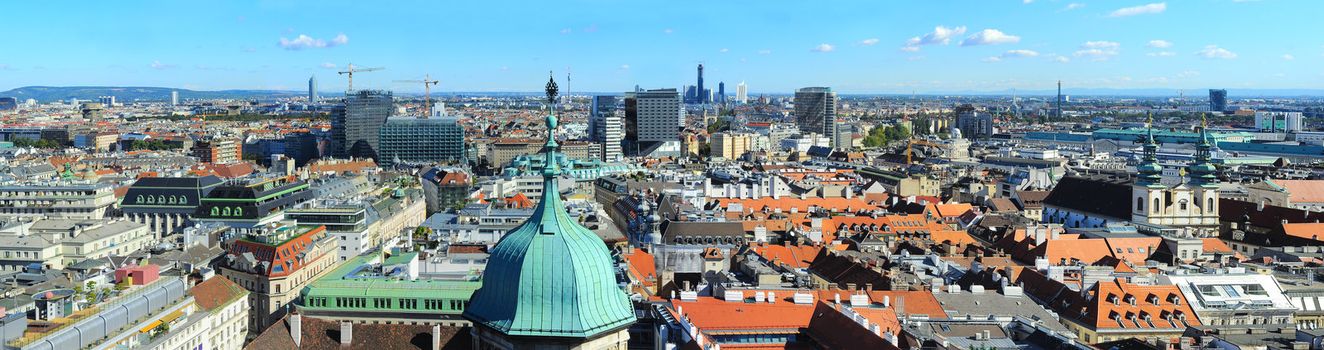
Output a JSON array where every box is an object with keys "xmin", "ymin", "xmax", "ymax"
[
  {"xmin": 377, "ymin": 116, "xmax": 465, "ymax": 167},
  {"xmin": 1209, "ymin": 89, "xmax": 1228, "ymax": 112},
  {"xmin": 624, "ymin": 88, "xmax": 683, "ymax": 156},
  {"xmin": 629, "ymin": 89, "xmax": 682, "ymax": 142},
  {"xmin": 170, "ymin": 90, "xmax": 178, "ymax": 106},
  {"xmin": 718, "ymin": 82, "xmax": 726, "ymax": 104},
  {"xmin": 590, "ymin": 96, "xmax": 624, "ymax": 161},
  {"xmin": 330, "ymin": 89, "xmax": 394, "ymax": 159},
  {"xmin": 308, "ymin": 76, "xmax": 318, "ymax": 102},
  {"xmin": 794, "ymin": 87, "xmax": 838, "ymax": 146},
  {"xmin": 696, "ymin": 63, "xmax": 706, "ymax": 104},
  {"xmin": 463, "ymin": 76, "xmax": 635, "ymax": 348},
  {"xmin": 736, "ymin": 81, "xmax": 748, "ymax": 103}
]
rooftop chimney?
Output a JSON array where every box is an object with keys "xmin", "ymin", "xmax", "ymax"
[{"xmin": 290, "ymin": 313, "xmax": 302, "ymax": 347}]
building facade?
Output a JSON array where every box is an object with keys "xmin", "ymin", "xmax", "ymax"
[
  {"xmin": 377, "ymin": 117, "xmax": 465, "ymax": 167},
  {"xmin": 332, "ymin": 90, "xmax": 394, "ymax": 160},
  {"xmin": 219, "ymin": 224, "xmax": 342, "ymax": 334},
  {"xmin": 795, "ymin": 87, "xmax": 837, "ymax": 148},
  {"xmin": 590, "ymin": 96, "xmax": 624, "ymax": 162}
]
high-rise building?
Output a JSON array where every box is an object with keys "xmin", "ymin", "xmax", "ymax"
[
  {"xmin": 794, "ymin": 87, "xmax": 837, "ymax": 146},
  {"xmin": 97, "ymin": 95, "xmax": 116, "ymax": 107},
  {"xmin": 170, "ymin": 90, "xmax": 179, "ymax": 106},
  {"xmin": 330, "ymin": 89, "xmax": 393, "ymax": 159},
  {"xmin": 736, "ymin": 81, "xmax": 748, "ymax": 103},
  {"xmin": 377, "ymin": 116, "xmax": 465, "ymax": 167},
  {"xmin": 308, "ymin": 75, "xmax": 318, "ymax": 102},
  {"xmin": 590, "ymin": 96, "xmax": 624, "ymax": 161},
  {"xmin": 955, "ymin": 105, "xmax": 994, "ymax": 139},
  {"xmin": 718, "ymin": 82, "xmax": 726, "ymax": 104},
  {"xmin": 697, "ymin": 63, "xmax": 706, "ymax": 104},
  {"xmin": 1209, "ymin": 89, "xmax": 1228, "ymax": 112},
  {"xmin": 463, "ymin": 77, "xmax": 635, "ymax": 348},
  {"xmin": 626, "ymin": 89, "xmax": 682, "ymax": 143}
]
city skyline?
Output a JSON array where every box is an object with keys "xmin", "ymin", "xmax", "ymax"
[{"xmin": 2, "ymin": 0, "xmax": 1322, "ymax": 94}]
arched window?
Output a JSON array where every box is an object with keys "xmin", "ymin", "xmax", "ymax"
[
  {"xmin": 136, "ymin": 195, "xmax": 144, "ymax": 203},
  {"xmin": 1207, "ymin": 198, "xmax": 1214, "ymax": 209},
  {"xmin": 222, "ymin": 207, "xmax": 231, "ymax": 216},
  {"xmin": 1153, "ymin": 198, "xmax": 1160, "ymax": 211},
  {"xmin": 1137, "ymin": 197, "xmax": 1144, "ymax": 212},
  {"xmin": 210, "ymin": 207, "xmax": 219, "ymax": 216},
  {"xmin": 235, "ymin": 207, "xmax": 243, "ymax": 216}
]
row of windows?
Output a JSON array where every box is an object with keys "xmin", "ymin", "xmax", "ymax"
[{"xmin": 306, "ymin": 296, "xmax": 469, "ymax": 311}]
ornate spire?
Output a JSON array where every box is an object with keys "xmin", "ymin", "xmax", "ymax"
[
  {"xmin": 542, "ymin": 72, "xmax": 561, "ymax": 177},
  {"xmin": 1188, "ymin": 113, "xmax": 1218, "ymax": 186},
  {"xmin": 1136, "ymin": 112, "xmax": 1163, "ymax": 186}
]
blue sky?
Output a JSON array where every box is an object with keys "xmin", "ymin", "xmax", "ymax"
[{"xmin": 1, "ymin": 0, "xmax": 1320, "ymax": 94}]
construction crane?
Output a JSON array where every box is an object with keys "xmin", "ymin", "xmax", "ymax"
[
  {"xmin": 338, "ymin": 63, "xmax": 384, "ymax": 91},
  {"xmin": 395, "ymin": 74, "xmax": 440, "ymax": 117}
]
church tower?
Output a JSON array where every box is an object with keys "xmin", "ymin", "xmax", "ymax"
[
  {"xmin": 1132, "ymin": 113, "xmax": 1166, "ymax": 225},
  {"xmin": 462, "ymin": 74, "xmax": 636, "ymax": 349},
  {"xmin": 1185, "ymin": 114, "xmax": 1221, "ymax": 233}
]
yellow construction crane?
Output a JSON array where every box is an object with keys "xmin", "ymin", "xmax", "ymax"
[
  {"xmin": 906, "ymin": 138, "xmax": 943, "ymax": 165},
  {"xmin": 338, "ymin": 63, "xmax": 384, "ymax": 91},
  {"xmin": 395, "ymin": 74, "xmax": 440, "ymax": 117}
]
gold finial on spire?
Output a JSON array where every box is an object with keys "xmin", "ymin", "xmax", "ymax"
[{"xmin": 1201, "ymin": 113, "xmax": 1207, "ymax": 128}]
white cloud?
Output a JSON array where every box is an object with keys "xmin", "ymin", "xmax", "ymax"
[
  {"xmin": 150, "ymin": 61, "xmax": 177, "ymax": 70},
  {"xmin": 757, "ymin": 49, "xmax": 772, "ymax": 55},
  {"xmin": 1050, "ymin": 55, "xmax": 1071, "ymax": 63},
  {"xmin": 1023, "ymin": 0, "xmax": 1033, "ymax": 3},
  {"xmin": 1074, "ymin": 41, "xmax": 1121, "ymax": 60},
  {"xmin": 810, "ymin": 44, "xmax": 835, "ymax": 53},
  {"xmin": 620, "ymin": 64, "xmax": 630, "ymax": 70},
  {"xmin": 901, "ymin": 25, "xmax": 967, "ymax": 51},
  {"xmin": 1064, "ymin": 3, "xmax": 1085, "ymax": 10},
  {"xmin": 1196, "ymin": 45, "xmax": 1237, "ymax": 59},
  {"xmin": 719, "ymin": 48, "xmax": 729, "ymax": 53},
  {"xmin": 860, "ymin": 38, "xmax": 879, "ymax": 46},
  {"xmin": 278, "ymin": 33, "xmax": 348, "ymax": 50},
  {"xmin": 662, "ymin": 28, "xmax": 674, "ymax": 34},
  {"xmin": 982, "ymin": 56, "xmax": 1002, "ymax": 63},
  {"xmin": 1177, "ymin": 70, "xmax": 1200, "ymax": 78},
  {"xmin": 1109, "ymin": 3, "xmax": 1166, "ymax": 17},
  {"xmin": 1282, "ymin": 54, "xmax": 1295, "ymax": 60},
  {"xmin": 320, "ymin": 62, "xmax": 336, "ymax": 69},
  {"xmin": 1147, "ymin": 51, "xmax": 1176, "ymax": 57},
  {"xmin": 560, "ymin": 28, "xmax": 572, "ymax": 34},
  {"xmin": 960, "ymin": 29, "xmax": 1021, "ymax": 46},
  {"xmin": 1147, "ymin": 40, "xmax": 1172, "ymax": 48},
  {"xmin": 906, "ymin": 56, "xmax": 925, "ymax": 61},
  {"xmin": 1003, "ymin": 49, "xmax": 1040, "ymax": 58}
]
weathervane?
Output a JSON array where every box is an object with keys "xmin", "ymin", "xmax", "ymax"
[{"xmin": 545, "ymin": 71, "xmax": 559, "ymax": 105}]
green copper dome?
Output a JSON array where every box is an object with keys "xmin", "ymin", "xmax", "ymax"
[{"xmin": 462, "ymin": 74, "xmax": 636, "ymax": 339}]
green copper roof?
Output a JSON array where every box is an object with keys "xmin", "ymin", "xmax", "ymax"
[{"xmin": 461, "ymin": 75, "xmax": 636, "ymax": 339}]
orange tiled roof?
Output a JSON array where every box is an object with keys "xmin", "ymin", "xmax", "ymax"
[
  {"xmin": 1201, "ymin": 238, "xmax": 1234, "ymax": 253},
  {"xmin": 1102, "ymin": 237, "xmax": 1162, "ymax": 264},
  {"xmin": 750, "ymin": 244, "xmax": 824, "ymax": 270},
  {"xmin": 1273, "ymin": 179, "xmax": 1324, "ymax": 204},
  {"xmin": 671, "ymin": 298, "xmax": 815, "ymax": 331},
  {"xmin": 1282, "ymin": 223, "xmax": 1324, "ymax": 240},
  {"xmin": 623, "ymin": 249, "xmax": 657, "ymax": 288},
  {"xmin": 933, "ymin": 203, "xmax": 974, "ymax": 218}
]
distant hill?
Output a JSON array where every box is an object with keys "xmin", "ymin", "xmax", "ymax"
[{"xmin": 0, "ymin": 86, "xmax": 328, "ymax": 102}]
